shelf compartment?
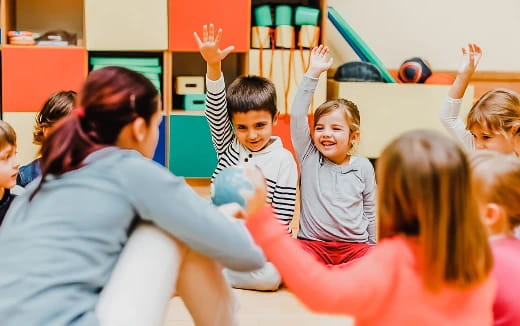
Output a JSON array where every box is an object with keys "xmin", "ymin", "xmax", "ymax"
[{"xmin": 2, "ymin": 46, "xmax": 87, "ymax": 112}]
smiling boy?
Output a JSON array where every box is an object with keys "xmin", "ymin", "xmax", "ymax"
[{"xmin": 195, "ymin": 24, "xmax": 297, "ymax": 291}]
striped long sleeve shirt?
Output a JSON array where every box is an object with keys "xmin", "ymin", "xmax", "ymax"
[{"xmin": 205, "ymin": 75, "xmax": 298, "ymax": 226}]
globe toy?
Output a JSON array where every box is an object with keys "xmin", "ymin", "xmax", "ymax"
[
  {"xmin": 211, "ymin": 167, "xmax": 254, "ymax": 208},
  {"xmin": 398, "ymin": 57, "xmax": 432, "ymax": 83}
]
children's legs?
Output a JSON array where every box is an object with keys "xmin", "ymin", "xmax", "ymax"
[
  {"xmin": 223, "ymin": 262, "xmax": 282, "ymax": 291},
  {"xmin": 298, "ymin": 239, "xmax": 373, "ymax": 265},
  {"xmin": 96, "ymin": 223, "xmax": 184, "ymax": 326},
  {"xmin": 328, "ymin": 242, "xmax": 373, "ymax": 265},
  {"xmin": 175, "ymin": 248, "xmax": 238, "ymax": 326},
  {"xmin": 96, "ymin": 223, "xmax": 236, "ymax": 326},
  {"xmin": 298, "ymin": 239, "xmax": 335, "ymax": 264}
]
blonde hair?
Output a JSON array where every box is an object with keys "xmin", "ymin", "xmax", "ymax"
[
  {"xmin": 471, "ymin": 151, "xmax": 520, "ymax": 229},
  {"xmin": 377, "ymin": 130, "xmax": 492, "ymax": 292},
  {"xmin": 313, "ymin": 98, "xmax": 360, "ymax": 152},
  {"xmin": 0, "ymin": 120, "xmax": 17, "ymax": 150},
  {"xmin": 467, "ymin": 88, "xmax": 520, "ymax": 136}
]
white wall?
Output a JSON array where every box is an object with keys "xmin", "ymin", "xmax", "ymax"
[{"xmin": 326, "ymin": 0, "xmax": 520, "ymax": 71}]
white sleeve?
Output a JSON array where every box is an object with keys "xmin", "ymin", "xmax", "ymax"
[{"xmin": 439, "ymin": 97, "xmax": 475, "ymax": 151}]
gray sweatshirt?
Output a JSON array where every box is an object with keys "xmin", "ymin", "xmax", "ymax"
[
  {"xmin": 291, "ymin": 75, "xmax": 376, "ymax": 244},
  {"xmin": 0, "ymin": 147, "xmax": 264, "ymax": 326}
]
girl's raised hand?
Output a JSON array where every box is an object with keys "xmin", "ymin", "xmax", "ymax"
[
  {"xmin": 194, "ymin": 24, "xmax": 235, "ymax": 66},
  {"xmin": 307, "ymin": 45, "xmax": 333, "ymax": 78},
  {"xmin": 458, "ymin": 43, "xmax": 482, "ymax": 76}
]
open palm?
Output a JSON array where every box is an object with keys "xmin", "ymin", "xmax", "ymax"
[
  {"xmin": 194, "ymin": 24, "xmax": 235, "ymax": 65},
  {"xmin": 308, "ymin": 45, "xmax": 333, "ymax": 77},
  {"xmin": 458, "ymin": 43, "xmax": 482, "ymax": 75}
]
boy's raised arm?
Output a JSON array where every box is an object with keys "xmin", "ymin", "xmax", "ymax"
[
  {"xmin": 194, "ymin": 24, "xmax": 234, "ymax": 81},
  {"xmin": 195, "ymin": 24, "xmax": 236, "ymax": 155}
]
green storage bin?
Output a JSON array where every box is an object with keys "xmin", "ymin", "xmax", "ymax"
[
  {"xmin": 275, "ymin": 5, "xmax": 292, "ymax": 26},
  {"xmin": 295, "ymin": 6, "xmax": 320, "ymax": 26},
  {"xmin": 90, "ymin": 57, "xmax": 160, "ymax": 67},
  {"xmin": 184, "ymin": 94, "xmax": 206, "ymax": 111},
  {"xmin": 91, "ymin": 64, "xmax": 162, "ymax": 74},
  {"xmin": 254, "ymin": 4, "xmax": 273, "ymax": 26}
]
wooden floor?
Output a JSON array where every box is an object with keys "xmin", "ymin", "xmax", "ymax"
[
  {"xmin": 165, "ymin": 179, "xmax": 355, "ymax": 325},
  {"xmin": 164, "ymin": 288, "xmax": 353, "ymax": 325}
]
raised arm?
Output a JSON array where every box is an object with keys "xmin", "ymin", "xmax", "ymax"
[
  {"xmin": 291, "ymin": 45, "xmax": 333, "ymax": 162},
  {"xmin": 448, "ymin": 43, "xmax": 481, "ymax": 100},
  {"xmin": 440, "ymin": 44, "xmax": 480, "ymax": 150},
  {"xmin": 195, "ymin": 24, "xmax": 236, "ymax": 155}
]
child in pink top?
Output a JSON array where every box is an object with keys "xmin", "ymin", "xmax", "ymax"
[
  {"xmin": 246, "ymin": 110, "xmax": 495, "ymax": 324},
  {"xmin": 471, "ymin": 151, "xmax": 520, "ymax": 326}
]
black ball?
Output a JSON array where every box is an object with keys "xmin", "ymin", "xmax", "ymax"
[{"xmin": 398, "ymin": 57, "xmax": 432, "ymax": 83}]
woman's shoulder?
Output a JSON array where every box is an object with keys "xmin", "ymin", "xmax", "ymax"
[{"xmin": 85, "ymin": 148, "xmax": 166, "ymax": 178}]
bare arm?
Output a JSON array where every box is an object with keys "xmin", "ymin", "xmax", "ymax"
[{"xmin": 447, "ymin": 43, "xmax": 481, "ymax": 99}]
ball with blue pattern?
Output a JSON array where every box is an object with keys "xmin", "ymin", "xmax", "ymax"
[{"xmin": 211, "ymin": 166, "xmax": 254, "ymax": 208}]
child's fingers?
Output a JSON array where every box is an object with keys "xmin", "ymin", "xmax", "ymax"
[
  {"xmin": 474, "ymin": 44, "xmax": 482, "ymax": 55},
  {"xmin": 208, "ymin": 23, "xmax": 215, "ymax": 41},
  {"xmin": 320, "ymin": 46, "xmax": 328, "ymax": 56},
  {"xmin": 202, "ymin": 24, "xmax": 208, "ymax": 41},
  {"xmin": 215, "ymin": 28, "xmax": 223, "ymax": 44},
  {"xmin": 221, "ymin": 45, "xmax": 235, "ymax": 57},
  {"xmin": 193, "ymin": 32, "xmax": 203, "ymax": 47}
]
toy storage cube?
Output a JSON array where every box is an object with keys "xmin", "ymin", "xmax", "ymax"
[
  {"xmin": 175, "ymin": 76, "xmax": 204, "ymax": 94},
  {"xmin": 2, "ymin": 47, "xmax": 87, "ymax": 112},
  {"xmin": 85, "ymin": 0, "xmax": 168, "ymax": 50},
  {"xmin": 183, "ymin": 94, "xmax": 206, "ymax": 111},
  {"xmin": 169, "ymin": 0, "xmax": 250, "ymax": 51},
  {"xmin": 169, "ymin": 114, "xmax": 217, "ymax": 177}
]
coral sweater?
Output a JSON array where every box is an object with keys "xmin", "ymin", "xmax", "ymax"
[{"xmin": 247, "ymin": 207, "xmax": 496, "ymax": 326}]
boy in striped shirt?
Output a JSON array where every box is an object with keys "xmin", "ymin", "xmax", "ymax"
[{"xmin": 195, "ymin": 24, "xmax": 297, "ymax": 291}]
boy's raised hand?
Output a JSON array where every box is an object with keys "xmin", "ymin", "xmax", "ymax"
[
  {"xmin": 194, "ymin": 24, "xmax": 235, "ymax": 66},
  {"xmin": 306, "ymin": 45, "xmax": 333, "ymax": 79},
  {"xmin": 458, "ymin": 43, "xmax": 482, "ymax": 76}
]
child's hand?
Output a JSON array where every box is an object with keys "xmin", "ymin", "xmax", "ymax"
[
  {"xmin": 241, "ymin": 166, "xmax": 268, "ymax": 218},
  {"xmin": 306, "ymin": 45, "xmax": 333, "ymax": 78},
  {"xmin": 194, "ymin": 24, "xmax": 235, "ymax": 66},
  {"xmin": 457, "ymin": 43, "xmax": 482, "ymax": 76},
  {"xmin": 218, "ymin": 203, "xmax": 247, "ymax": 219}
]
